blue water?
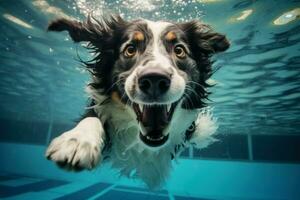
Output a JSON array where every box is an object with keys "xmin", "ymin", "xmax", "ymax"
[{"xmin": 0, "ymin": 0, "xmax": 300, "ymax": 199}]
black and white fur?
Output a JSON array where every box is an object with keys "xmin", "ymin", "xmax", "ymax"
[{"xmin": 45, "ymin": 14, "xmax": 230, "ymax": 188}]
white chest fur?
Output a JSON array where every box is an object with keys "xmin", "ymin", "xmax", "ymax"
[{"xmin": 87, "ymin": 86, "xmax": 218, "ymax": 188}]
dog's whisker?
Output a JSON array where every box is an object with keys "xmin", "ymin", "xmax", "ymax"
[
  {"xmin": 185, "ymin": 86, "xmax": 203, "ymax": 102},
  {"xmin": 120, "ymin": 90, "xmax": 128, "ymax": 103},
  {"xmin": 184, "ymin": 86, "xmax": 200, "ymax": 109},
  {"xmin": 187, "ymin": 81, "xmax": 206, "ymax": 89},
  {"xmin": 183, "ymin": 91, "xmax": 193, "ymax": 109},
  {"xmin": 106, "ymin": 78, "xmax": 125, "ymax": 93}
]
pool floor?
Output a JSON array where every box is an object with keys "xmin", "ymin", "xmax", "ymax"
[{"xmin": 0, "ymin": 172, "xmax": 207, "ymax": 200}]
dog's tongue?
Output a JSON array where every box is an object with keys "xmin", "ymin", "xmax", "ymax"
[{"xmin": 141, "ymin": 106, "xmax": 168, "ymax": 134}]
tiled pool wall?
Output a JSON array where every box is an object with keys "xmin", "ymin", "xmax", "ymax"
[
  {"xmin": 1, "ymin": 118, "xmax": 299, "ymax": 163},
  {"xmin": 0, "ymin": 142, "xmax": 299, "ymax": 199}
]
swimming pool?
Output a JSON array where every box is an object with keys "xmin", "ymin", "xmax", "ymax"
[{"xmin": 0, "ymin": 0, "xmax": 299, "ymax": 199}]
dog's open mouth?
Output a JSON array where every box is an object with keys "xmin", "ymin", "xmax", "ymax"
[{"xmin": 133, "ymin": 102, "xmax": 178, "ymax": 147}]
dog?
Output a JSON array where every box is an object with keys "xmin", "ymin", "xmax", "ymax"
[{"xmin": 45, "ymin": 14, "xmax": 230, "ymax": 188}]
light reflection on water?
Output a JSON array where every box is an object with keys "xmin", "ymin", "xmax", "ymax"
[{"xmin": 0, "ymin": 0, "xmax": 299, "ymax": 135}]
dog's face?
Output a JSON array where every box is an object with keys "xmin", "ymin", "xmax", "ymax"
[
  {"xmin": 113, "ymin": 20, "xmax": 197, "ymax": 147},
  {"xmin": 48, "ymin": 14, "xmax": 229, "ymax": 148}
]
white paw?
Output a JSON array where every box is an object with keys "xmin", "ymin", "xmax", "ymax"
[
  {"xmin": 189, "ymin": 107, "xmax": 218, "ymax": 149},
  {"xmin": 46, "ymin": 128, "xmax": 102, "ymax": 171}
]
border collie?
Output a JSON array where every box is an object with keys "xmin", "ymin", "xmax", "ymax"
[{"xmin": 45, "ymin": 14, "xmax": 230, "ymax": 188}]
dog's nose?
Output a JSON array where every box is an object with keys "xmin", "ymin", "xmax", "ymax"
[{"xmin": 138, "ymin": 68, "xmax": 171, "ymax": 96}]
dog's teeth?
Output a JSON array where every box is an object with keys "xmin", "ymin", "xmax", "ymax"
[
  {"xmin": 139, "ymin": 123, "xmax": 147, "ymax": 136},
  {"xmin": 139, "ymin": 104, "xmax": 143, "ymax": 112},
  {"xmin": 145, "ymin": 135, "xmax": 165, "ymax": 141},
  {"xmin": 163, "ymin": 124, "xmax": 170, "ymax": 136},
  {"xmin": 167, "ymin": 104, "xmax": 172, "ymax": 112}
]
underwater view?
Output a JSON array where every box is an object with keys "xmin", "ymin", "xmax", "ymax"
[{"xmin": 0, "ymin": 0, "xmax": 300, "ymax": 199}]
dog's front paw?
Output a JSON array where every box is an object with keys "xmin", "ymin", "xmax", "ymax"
[{"xmin": 46, "ymin": 129, "xmax": 101, "ymax": 171}]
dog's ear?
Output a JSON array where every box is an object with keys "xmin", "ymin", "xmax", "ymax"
[
  {"xmin": 179, "ymin": 20, "xmax": 230, "ymax": 54},
  {"xmin": 48, "ymin": 14, "xmax": 128, "ymax": 94},
  {"xmin": 47, "ymin": 14, "xmax": 127, "ymax": 44},
  {"xmin": 179, "ymin": 21, "xmax": 230, "ymax": 110}
]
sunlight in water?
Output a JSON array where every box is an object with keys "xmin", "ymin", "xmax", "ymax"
[
  {"xmin": 74, "ymin": 0, "xmax": 204, "ymax": 22},
  {"xmin": 229, "ymin": 9, "xmax": 253, "ymax": 23},
  {"xmin": 198, "ymin": 0, "xmax": 223, "ymax": 3},
  {"xmin": 32, "ymin": 0, "xmax": 74, "ymax": 19},
  {"xmin": 273, "ymin": 8, "xmax": 300, "ymax": 25},
  {"xmin": 236, "ymin": 9, "xmax": 253, "ymax": 21},
  {"xmin": 3, "ymin": 13, "xmax": 33, "ymax": 29}
]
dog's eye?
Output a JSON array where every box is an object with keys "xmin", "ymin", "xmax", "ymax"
[
  {"xmin": 174, "ymin": 45, "xmax": 186, "ymax": 59},
  {"xmin": 124, "ymin": 45, "xmax": 137, "ymax": 58}
]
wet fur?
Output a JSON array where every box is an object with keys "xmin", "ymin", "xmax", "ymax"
[{"xmin": 46, "ymin": 14, "xmax": 230, "ymax": 188}]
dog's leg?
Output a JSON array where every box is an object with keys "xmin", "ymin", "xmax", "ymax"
[
  {"xmin": 45, "ymin": 117, "xmax": 105, "ymax": 171},
  {"xmin": 189, "ymin": 108, "xmax": 218, "ymax": 149}
]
